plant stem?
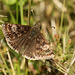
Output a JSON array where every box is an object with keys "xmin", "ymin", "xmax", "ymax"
[
  {"xmin": 20, "ymin": 0, "xmax": 24, "ymax": 24},
  {"xmin": 16, "ymin": 0, "xmax": 18, "ymax": 24},
  {"xmin": 7, "ymin": 49, "xmax": 15, "ymax": 75},
  {"xmin": 25, "ymin": 58, "xmax": 28, "ymax": 75},
  {"xmin": 0, "ymin": 53, "xmax": 11, "ymax": 75},
  {"xmin": 28, "ymin": 0, "xmax": 31, "ymax": 25},
  {"xmin": 60, "ymin": 0, "xmax": 66, "ymax": 36}
]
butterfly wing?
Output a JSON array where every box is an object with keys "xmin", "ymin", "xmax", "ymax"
[
  {"xmin": 2, "ymin": 23, "xmax": 31, "ymax": 41},
  {"xmin": 2, "ymin": 23, "xmax": 31, "ymax": 53},
  {"xmin": 2, "ymin": 23, "xmax": 54, "ymax": 60},
  {"xmin": 22, "ymin": 33, "xmax": 54, "ymax": 60}
]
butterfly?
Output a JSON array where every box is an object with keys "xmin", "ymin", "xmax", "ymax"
[{"xmin": 2, "ymin": 22, "xmax": 54, "ymax": 60}]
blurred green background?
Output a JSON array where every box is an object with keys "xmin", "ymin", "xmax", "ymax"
[{"xmin": 0, "ymin": 0, "xmax": 75, "ymax": 75}]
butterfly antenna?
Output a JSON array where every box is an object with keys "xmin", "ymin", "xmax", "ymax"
[{"xmin": 31, "ymin": 10, "xmax": 37, "ymax": 23}]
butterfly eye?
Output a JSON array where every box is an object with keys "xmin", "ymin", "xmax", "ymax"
[{"xmin": 34, "ymin": 23, "xmax": 37, "ymax": 26}]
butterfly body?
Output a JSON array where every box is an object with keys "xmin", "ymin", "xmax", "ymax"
[{"xmin": 2, "ymin": 23, "xmax": 54, "ymax": 60}]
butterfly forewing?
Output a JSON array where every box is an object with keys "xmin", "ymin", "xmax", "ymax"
[
  {"xmin": 2, "ymin": 23, "xmax": 31, "ymax": 53},
  {"xmin": 2, "ymin": 23, "xmax": 31, "ymax": 41}
]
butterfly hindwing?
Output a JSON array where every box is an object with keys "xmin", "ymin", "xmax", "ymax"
[{"xmin": 22, "ymin": 33, "xmax": 54, "ymax": 60}]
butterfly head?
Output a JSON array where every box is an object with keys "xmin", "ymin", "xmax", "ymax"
[{"xmin": 34, "ymin": 22, "xmax": 41, "ymax": 31}]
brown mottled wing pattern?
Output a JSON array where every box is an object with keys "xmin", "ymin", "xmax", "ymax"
[
  {"xmin": 22, "ymin": 33, "xmax": 54, "ymax": 60},
  {"xmin": 2, "ymin": 23, "xmax": 31, "ymax": 53},
  {"xmin": 2, "ymin": 23, "xmax": 54, "ymax": 60}
]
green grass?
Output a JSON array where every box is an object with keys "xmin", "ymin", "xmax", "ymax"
[{"xmin": 0, "ymin": 0, "xmax": 75, "ymax": 75}]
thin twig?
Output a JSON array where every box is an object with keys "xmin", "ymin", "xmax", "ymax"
[
  {"xmin": 2, "ymin": 68, "xmax": 7, "ymax": 75},
  {"xmin": 65, "ymin": 46, "xmax": 75, "ymax": 75},
  {"xmin": 40, "ymin": 60, "xmax": 66, "ymax": 74},
  {"xmin": 7, "ymin": 49, "xmax": 15, "ymax": 75},
  {"xmin": 49, "ymin": 60, "xmax": 67, "ymax": 73}
]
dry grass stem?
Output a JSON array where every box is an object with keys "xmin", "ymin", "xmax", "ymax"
[{"xmin": 7, "ymin": 49, "xmax": 15, "ymax": 75}]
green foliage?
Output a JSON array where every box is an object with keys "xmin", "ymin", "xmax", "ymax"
[
  {"xmin": 4, "ymin": 0, "xmax": 16, "ymax": 5},
  {"xmin": 0, "ymin": 0, "xmax": 75, "ymax": 75}
]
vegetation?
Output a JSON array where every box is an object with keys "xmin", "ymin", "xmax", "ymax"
[{"xmin": 0, "ymin": 0, "xmax": 75, "ymax": 75}]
